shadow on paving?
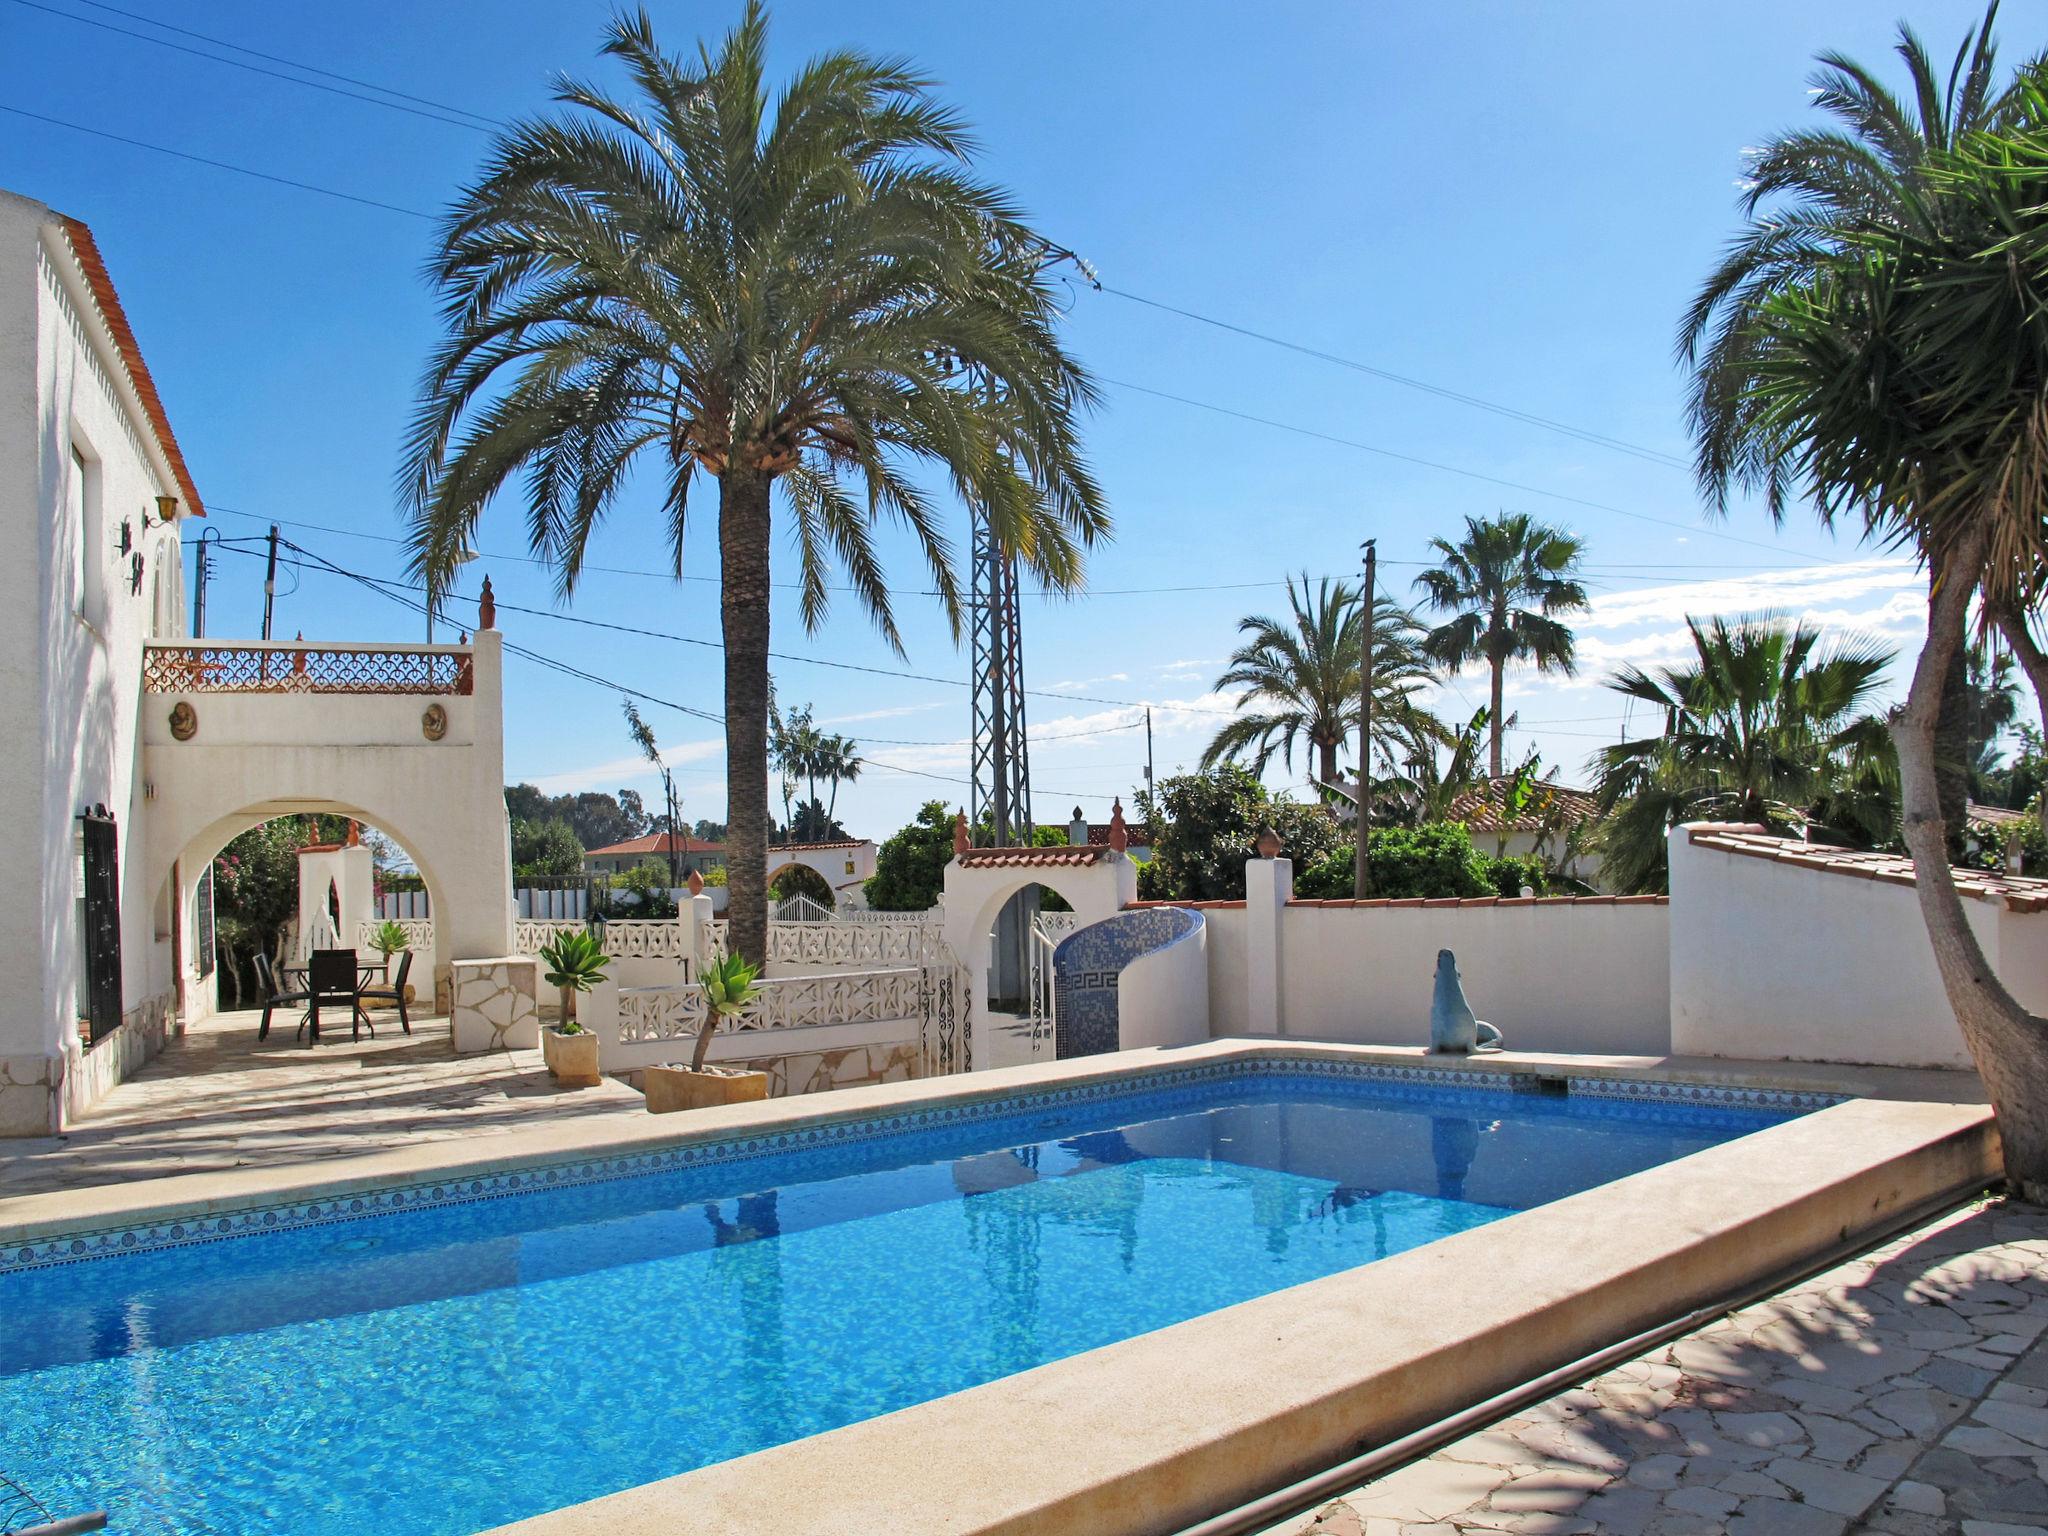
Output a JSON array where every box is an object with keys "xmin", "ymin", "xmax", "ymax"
[{"xmin": 1280, "ymin": 1199, "xmax": 2048, "ymax": 1536}]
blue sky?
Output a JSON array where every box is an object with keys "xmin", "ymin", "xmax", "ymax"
[{"xmin": 3, "ymin": 1, "xmax": 2004, "ymax": 838}]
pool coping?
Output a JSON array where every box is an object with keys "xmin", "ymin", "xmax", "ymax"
[
  {"xmin": 471, "ymin": 1066, "xmax": 1996, "ymax": 1536},
  {"xmin": 0, "ymin": 1039, "xmax": 1977, "ymax": 1256}
]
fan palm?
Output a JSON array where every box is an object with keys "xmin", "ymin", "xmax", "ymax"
[
  {"xmin": 1414, "ymin": 513, "xmax": 1589, "ymax": 781},
  {"xmin": 1201, "ymin": 574, "xmax": 1435, "ymax": 790},
  {"xmin": 1680, "ymin": 8, "xmax": 2048, "ymax": 1193},
  {"xmin": 403, "ymin": 7, "xmax": 1106, "ymax": 963},
  {"xmin": 1589, "ymin": 616, "xmax": 1895, "ymax": 893}
]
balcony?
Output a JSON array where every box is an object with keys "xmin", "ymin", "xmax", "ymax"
[{"xmin": 142, "ymin": 641, "xmax": 474, "ymax": 696}]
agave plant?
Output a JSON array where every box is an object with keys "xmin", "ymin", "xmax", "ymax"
[
  {"xmin": 538, "ymin": 930, "xmax": 611, "ymax": 1031},
  {"xmin": 696, "ymin": 954, "xmax": 762, "ymax": 1071},
  {"xmin": 367, "ymin": 919, "xmax": 412, "ymax": 959}
]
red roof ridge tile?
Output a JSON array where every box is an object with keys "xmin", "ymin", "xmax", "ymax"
[{"xmin": 54, "ymin": 216, "xmax": 204, "ymax": 518}]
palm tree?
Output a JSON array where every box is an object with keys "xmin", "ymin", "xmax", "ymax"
[
  {"xmin": 1589, "ymin": 616, "xmax": 1895, "ymax": 893},
  {"xmin": 1202, "ymin": 574, "xmax": 1435, "ymax": 790},
  {"xmin": 403, "ymin": 7, "xmax": 1106, "ymax": 964},
  {"xmin": 1414, "ymin": 513, "xmax": 1590, "ymax": 781},
  {"xmin": 1681, "ymin": 4, "xmax": 2034, "ymax": 848},
  {"xmin": 1680, "ymin": 8, "xmax": 2048, "ymax": 1194},
  {"xmin": 812, "ymin": 732, "xmax": 863, "ymax": 822}
]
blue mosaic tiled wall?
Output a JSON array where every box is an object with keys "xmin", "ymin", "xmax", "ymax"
[{"xmin": 1053, "ymin": 906, "xmax": 1203, "ymax": 1059}]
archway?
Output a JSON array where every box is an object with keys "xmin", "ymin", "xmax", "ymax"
[
  {"xmin": 768, "ymin": 861, "xmax": 836, "ymax": 913},
  {"xmin": 941, "ymin": 848, "xmax": 1139, "ymax": 1072},
  {"xmin": 166, "ymin": 800, "xmax": 459, "ymax": 1021}
]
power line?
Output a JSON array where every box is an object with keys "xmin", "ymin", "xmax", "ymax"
[
  {"xmin": 2, "ymin": 0, "xmax": 497, "ymax": 134},
  {"xmin": 0, "ymin": 106, "xmax": 438, "ymax": 221},
  {"xmin": 58, "ymin": 0, "xmax": 505, "ymax": 128},
  {"xmin": 1097, "ymin": 375, "xmax": 1837, "ymax": 564},
  {"xmin": 7, "ymin": 100, "xmax": 1840, "ymax": 570},
  {"xmin": 203, "ymin": 504, "xmax": 1829, "ymax": 604},
  {"xmin": 1096, "ymin": 285, "xmax": 1692, "ymax": 471}
]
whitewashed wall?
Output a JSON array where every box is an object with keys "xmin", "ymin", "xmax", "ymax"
[
  {"xmin": 1183, "ymin": 888, "xmax": 1672, "ymax": 1057},
  {"xmin": 1251, "ymin": 900, "xmax": 1671, "ymax": 1054},
  {"xmin": 1666, "ymin": 823, "xmax": 2048, "ymax": 1070},
  {"xmin": 0, "ymin": 193, "xmax": 190, "ymax": 1132},
  {"xmin": 1117, "ymin": 915, "xmax": 1210, "ymax": 1050}
]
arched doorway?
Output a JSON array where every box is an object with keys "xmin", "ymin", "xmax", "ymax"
[
  {"xmin": 165, "ymin": 801, "xmax": 458, "ymax": 1021},
  {"xmin": 182, "ymin": 811, "xmax": 429, "ymax": 1014}
]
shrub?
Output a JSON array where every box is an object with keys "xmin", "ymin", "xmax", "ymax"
[
  {"xmin": 1137, "ymin": 765, "xmax": 1343, "ymax": 901},
  {"xmin": 1293, "ymin": 822, "xmax": 1496, "ymax": 900},
  {"xmin": 866, "ymin": 801, "xmax": 954, "ymax": 910}
]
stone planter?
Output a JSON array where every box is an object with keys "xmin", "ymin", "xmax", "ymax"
[
  {"xmin": 542, "ymin": 1026, "xmax": 601, "ymax": 1088},
  {"xmin": 643, "ymin": 1064, "xmax": 769, "ymax": 1114}
]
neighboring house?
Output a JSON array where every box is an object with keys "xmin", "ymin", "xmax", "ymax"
[
  {"xmin": 1444, "ymin": 777, "xmax": 1602, "ymax": 885},
  {"xmin": 582, "ymin": 831, "xmax": 728, "ymax": 877},
  {"xmin": 0, "ymin": 192, "xmax": 202, "ymax": 1133}
]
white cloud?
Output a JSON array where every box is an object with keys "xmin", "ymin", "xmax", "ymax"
[
  {"xmin": 1042, "ymin": 672, "xmax": 1131, "ymax": 691},
  {"xmin": 521, "ymin": 736, "xmax": 724, "ymax": 793},
  {"xmin": 818, "ymin": 700, "xmax": 946, "ymax": 726}
]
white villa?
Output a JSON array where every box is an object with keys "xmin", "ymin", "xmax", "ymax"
[{"xmin": 0, "ymin": 188, "xmax": 524, "ymax": 1135}]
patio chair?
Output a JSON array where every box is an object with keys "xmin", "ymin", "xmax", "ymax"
[
  {"xmin": 304, "ymin": 948, "xmax": 369, "ymax": 1044},
  {"xmin": 356, "ymin": 949, "xmax": 413, "ymax": 1036},
  {"xmin": 255, "ymin": 953, "xmax": 310, "ymax": 1042}
]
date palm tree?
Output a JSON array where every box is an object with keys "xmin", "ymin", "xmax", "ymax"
[
  {"xmin": 1681, "ymin": 7, "xmax": 2048, "ymax": 1194},
  {"xmin": 1202, "ymin": 574, "xmax": 1434, "ymax": 790},
  {"xmin": 1590, "ymin": 616, "xmax": 1895, "ymax": 893},
  {"xmin": 403, "ymin": 7, "xmax": 1106, "ymax": 964},
  {"xmin": 1414, "ymin": 513, "xmax": 1589, "ymax": 781}
]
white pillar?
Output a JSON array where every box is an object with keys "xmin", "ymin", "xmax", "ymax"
[
  {"xmin": 1244, "ymin": 856, "xmax": 1291, "ymax": 1036},
  {"xmin": 688, "ymin": 892, "xmax": 716, "ymax": 979}
]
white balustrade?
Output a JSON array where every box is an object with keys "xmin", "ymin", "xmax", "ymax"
[
  {"xmin": 358, "ymin": 918, "xmax": 432, "ymax": 953},
  {"xmin": 615, "ymin": 965, "xmax": 927, "ymax": 1043}
]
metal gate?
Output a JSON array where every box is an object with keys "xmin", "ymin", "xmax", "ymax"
[
  {"xmin": 77, "ymin": 808, "xmax": 122, "ymax": 1047},
  {"xmin": 1024, "ymin": 924, "xmax": 1058, "ymax": 1052},
  {"xmin": 194, "ymin": 865, "xmax": 215, "ymax": 979}
]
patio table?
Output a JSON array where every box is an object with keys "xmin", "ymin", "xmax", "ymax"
[{"xmin": 281, "ymin": 957, "xmax": 389, "ymax": 1042}]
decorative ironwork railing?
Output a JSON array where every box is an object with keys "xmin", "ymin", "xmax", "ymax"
[
  {"xmin": 357, "ymin": 918, "xmax": 432, "ymax": 954},
  {"xmin": 142, "ymin": 643, "xmax": 474, "ymax": 695},
  {"xmin": 1032, "ymin": 911, "xmax": 1080, "ymax": 942},
  {"xmin": 616, "ymin": 965, "xmax": 927, "ymax": 1044},
  {"xmin": 763, "ymin": 918, "xmax": 938, "ymax": 968}
]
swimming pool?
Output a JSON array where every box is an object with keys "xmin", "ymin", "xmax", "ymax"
[{"xmin": 1, "ymin": 1060, "xmax": 1817, "ymax": 1535}]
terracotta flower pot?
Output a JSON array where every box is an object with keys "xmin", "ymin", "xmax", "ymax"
[
  {"xmin": 643, "ymin": 1064, "xmax": 769, "ymax": 1113},
  {"xmin": 542, "ymin": 1026, "xmax": 601, "ymax": 1088}
]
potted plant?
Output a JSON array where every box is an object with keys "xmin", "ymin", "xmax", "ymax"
[
  {"xmin": 644, "ymin": 953, "xmax": 770, "ymax": 1112},
  {"xmin": 368, "ymin": 919, "xmax": 418, "ymax": 1004},
  {"xmin": 538, "ymin": 930, "xmax": 610, "ymax": 1087}
]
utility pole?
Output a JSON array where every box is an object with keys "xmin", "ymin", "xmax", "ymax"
[
  {"xmin": 1354, "ymin": 539, "xmax": 1376, "ymax": 900},
  {"xmin": 1144, "ymin": 707, "xmax": 1154, "ymax": 796},
  {"xmin": 192, "ymin": 529, "xmax": 214, "ymax": 638},
  {"xmin": 260, "ymin": 524, "xmax": 279, "ymax": 641}
]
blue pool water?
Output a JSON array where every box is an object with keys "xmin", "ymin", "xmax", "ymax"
[{"xmin": 1, "ymin": 1068, "xmax": 1803, "ymax": 1535}]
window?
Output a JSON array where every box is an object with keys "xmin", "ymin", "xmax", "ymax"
[{"xmin": 69, "ymin": 443, "xmax": 102, "ymax": 626}]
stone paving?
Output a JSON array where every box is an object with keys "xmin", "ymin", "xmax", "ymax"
[
  {"xmin": 0, "ymin": 1009, "xmax": 645, "ymax": 1197},
  {"xmin": 1265, "ymin": 1199, "xmax": 2048, "ymax": 1536}
]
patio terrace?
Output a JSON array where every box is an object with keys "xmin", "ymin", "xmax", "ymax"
[{"xmin": 0, "ymin": 1009, "xmax": 643, "ymax": 1198}]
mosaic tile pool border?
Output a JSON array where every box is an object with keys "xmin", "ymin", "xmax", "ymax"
[{"xmin": 0, "ymin": 1055, "xmax": 1844, "ymax": 1274}]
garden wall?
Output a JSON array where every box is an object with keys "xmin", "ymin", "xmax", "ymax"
[
  {"xmin": 1174, "ymin": 878, "xmax": 1672, "ymax": 1056},
  {"xmin": 1667, "ymin": 822, "xmax": 2048, "ymax": 1070}
]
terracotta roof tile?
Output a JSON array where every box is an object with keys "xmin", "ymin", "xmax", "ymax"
[
  {"xmin": 1286, "ymin": 894, "xmax": 1669, "ymax": 909},
  {"xmin": 56, "ymin": 217, "xmax": 204, "ymax": 518},
  {"xmin": 1685, "ymin": 823, "xmax": 2048, "ymax": 912},
  {"xmin": 1445, "ymin": 777, "xmax": 1599, "ymax": 834},
  {"xmin": 956, "ymin": 845, "xmax": 1113, "ymax": 869}
]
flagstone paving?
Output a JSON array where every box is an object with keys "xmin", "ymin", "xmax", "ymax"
[
  {"xmin": 1264, "ymin": 1198, "xmax": 2048, "ymax": 1536},
  {"xmin": 0, "ymin": 1010, "xmax": 645, "ymax": 1197}
]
